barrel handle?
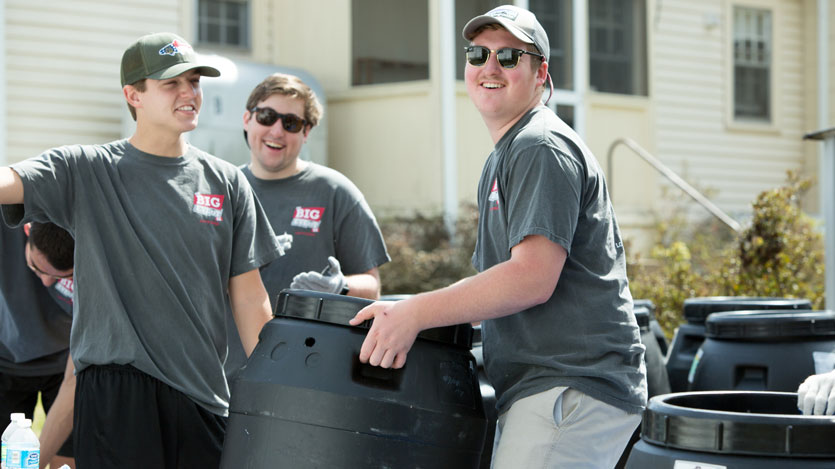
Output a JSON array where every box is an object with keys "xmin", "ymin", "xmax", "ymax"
[{"xmin": 351, "ymin": 354, "xmax": 404, "ymax": 391}]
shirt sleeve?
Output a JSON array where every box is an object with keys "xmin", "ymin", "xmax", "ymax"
[
  {"xmin": 503, "ymin": 143, "xmax": 584, "ymax": 255},
  {"xmin": 6, "ymin": 147, "xmax": 78, "ymax": 230},
  {"xmin": 229, "ymin": 174, "xmax": 283, "ymax": 277}
]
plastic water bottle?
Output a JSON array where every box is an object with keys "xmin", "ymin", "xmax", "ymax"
[
  {"xmin": 1, "ymin": 413, "xmax": 25, "ymax": 469},
  {"xmin": 4, "ymin": 419, "xmax": 39, "ymax": 469}
]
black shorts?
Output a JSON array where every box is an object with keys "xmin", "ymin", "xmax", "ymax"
[
  {"xmin": 73, "ymin": 364, "xmax": 226, "ymax": 469},
  {"xmin": 0, "ymin": 371, "xmax": 75, "ymax": 457}
]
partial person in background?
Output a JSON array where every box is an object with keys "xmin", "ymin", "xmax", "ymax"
[
  {"xmin": 1, "ymin": 221, "xmax": 75, "ymax": 469},
  {"xmin": 241, "ymin": 72, "xmax": 389, "ymax": 306},
  {"xmin": 349, "ymin": 5, "xmax": 646, "ymax": 468},
  {"xmin": 797, "ymin": 369, "xmax": 835, "ymax": 415}
]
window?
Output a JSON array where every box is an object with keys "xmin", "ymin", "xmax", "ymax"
[
  {"xmin": 352, "ymin": 0, "xmax": 429, "ymax": 85},
  {"xmin": 197, "ymin": 0, "xmax": 249, "ymax": 49},
  {"xmin": 733, "ymin": 6, "xmax": 771, "ymax": 121},
  {"xmin": 529, "ymin": 0, "xmax": 573, "ymax": 90},
  {"xmin": 588, "ymin": 0, "xmax": 647, "ymax": 95}
]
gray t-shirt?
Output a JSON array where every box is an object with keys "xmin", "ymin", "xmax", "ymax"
[
  {"xmin": 241, "ymin": 163, "xmax": 389, "ymax": 310},
  {"xmin": 0, "ymin": 223, "xmax": 73, "ymax": 376},
  {"xmin": 473, "ymin": 106, "xmax": 647, "ymax": 415},
  {"xmin": 2, "ymin": 140, "xmax": 281, "ymax": 415}
]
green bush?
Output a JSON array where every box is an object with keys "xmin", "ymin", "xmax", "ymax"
[
  {"xmin": 378, "ymin": 204, "xmax": 478, "ymax": 295},
  {"xmin": 628, "ymin": 172, "xmax": 825, "ymax": 337}
]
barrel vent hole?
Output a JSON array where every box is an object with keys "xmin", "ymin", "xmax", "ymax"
[{"xmin": 304, "ymin": 337, "xmax": 316, "ymax": 347}]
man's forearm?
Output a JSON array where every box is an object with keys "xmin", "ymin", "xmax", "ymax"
[
  {"xmin": 345, "ymin": 271, "xmax": 381, "ymax": 300},
  {"xmin": 39, "ymin": 354, "xmax": 75, "ymax": 469}
]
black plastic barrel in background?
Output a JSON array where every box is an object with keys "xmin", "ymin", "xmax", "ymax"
[
  {"xmin": 666, "ymin": 297, "xmax": 812, "ymax": 392},
  {"xmin": 626, "ymin": 391, "xmax": 835, "ymax": 468},
  {"xmin": 689, "ymin": 310, "xmax": 835, "ymax": 392},
  {"xmin": 634, "ymin": 299, "xmax": 668, "ymax": 356},
  {"xmin": 615, "ymin": 305, "xmax": 672, "ymax": 469},
  {"xmin": 221, "ymin": 290, "xmax": 487, "ymax": 469}
]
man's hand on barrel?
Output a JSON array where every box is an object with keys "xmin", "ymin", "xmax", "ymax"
[
  {"xmin": 349, "ymin": 300, "xmax": 422, "ymax": 369},
  {"xmin": 797, "ymin": 369, "xmax": 835, "ymax": 415}
]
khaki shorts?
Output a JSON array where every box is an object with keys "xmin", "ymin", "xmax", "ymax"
[{"xmin": 491, "ymin": 386, "xmax": 641, "ymax": 469}]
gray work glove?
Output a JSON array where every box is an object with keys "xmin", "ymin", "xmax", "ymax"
[
  {"xmin": 797, "ymin": 370, "xmax": 835, "ymax": 415},
  {"xmin": 290, "ymin": 256, "xmax": 347, "ymax": 294},
  {"xmin": 275, "ymin": 232, "xmax": 293, "ymax": 256}
]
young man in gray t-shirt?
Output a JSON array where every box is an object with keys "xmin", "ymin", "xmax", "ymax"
[
  {"xmin": 0, "ymin": 33, "xmax": 281, "ymax": 468},
  {"xmin": 350, "ymin": 6, "xmax": 646, "ymax": 468},
  {"xmin": 241, "ymin": 73, "xmax": 389, "ymax": 305}
]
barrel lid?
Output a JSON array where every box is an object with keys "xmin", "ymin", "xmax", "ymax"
[
  {"xmin": 641, "ymin": 391, "xmax": 835, "ymax": 457},
  {"xmin": 683, "ymin": 296, "xmax": 812, "ymax": 324},
  {"xmin": 274, "ymin": 289, "xmax": 474, "ymax": 349},
  {"xmin": 634, "ymin": 299, "xmax": 656, "ymax": 314},
  {"xmin": 704, "ymin": 310, "xmax": 835, "ymax": 340},
  {"xmin": 634, "ymin": 306, "xmax": 651, "ymax": 331}
]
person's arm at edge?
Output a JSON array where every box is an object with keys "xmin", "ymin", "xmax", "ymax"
[
  {"xmin": 229, "ymin": 268, "xmax": 273, "ymax": 357},
  {"xmin": 345, "ymin": 267, "xmax": 381, "ymax": 300},
  {"xmin": 349, "ymin": 234, "xmax": 567, "ymax": 368},
  {"xmin": 38, "ymin": 353, "xmax": 75, "ymax": 469},
  {"xmin": 0, "ymin": 167, "xmax": 24, "ymax": 205}
]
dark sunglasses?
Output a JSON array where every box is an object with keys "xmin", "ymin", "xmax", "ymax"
[
  {"xmin": 464, "ymin": 45, "xmax": 544, "ymax": 69},
  {"xmin": 249, "ymin": 107, "xmax": 307, "ymax": 133}
]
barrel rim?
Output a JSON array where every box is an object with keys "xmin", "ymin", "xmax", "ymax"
[
  {"xmin": 641, "ymin": 391, "xmax": 835, "ymax": 457},
  {"xmin": 274, "ymin": 289, "xmax": 474, "ymax": 349}
]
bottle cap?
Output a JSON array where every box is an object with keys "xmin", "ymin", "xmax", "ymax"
[{"xmin": 9, "ymin": 413, "xmax": 24, "ymax": 421}]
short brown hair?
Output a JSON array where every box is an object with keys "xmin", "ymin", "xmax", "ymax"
[
  {"xmin": 125, "ymin": 79, "xmax": 147, "ymax": 121},
  {"xmin": 245, "ymin": 73, "xmax": 323, "ymax": 128}
]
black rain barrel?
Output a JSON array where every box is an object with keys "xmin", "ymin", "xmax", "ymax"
[
  {"xmin": 634, "ymin": 299, "xmax": 669, "ymax": 356},
  {"xmin": 220, "ymin": 290, "xmax": 487, "ymax": 468},
  {"xmin": 626, "ymin": 391, "xmax": 835, "ymax": 468},
  {"xmin": 666, "ymin": 297, "xmax": 812, "ymax": 392},
  {"xmin": 688, "ymin": 310, "xmax": 835, "ymax": 392},
  {"xmin": 615, "ymin": 305, "xmax": 672, "ymax": 469},
  {"xmin": 635, "ymin": 305, "xmax": 671, "ymax": 398}
]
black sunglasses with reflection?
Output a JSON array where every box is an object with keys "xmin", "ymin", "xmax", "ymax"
[
  {"xmin": 249, "ymin": 107, "xmax": 308, "ymax": 133},
  {"xmin": 464, "ymin": 45, "xmax": 544, "ymax": 69}
]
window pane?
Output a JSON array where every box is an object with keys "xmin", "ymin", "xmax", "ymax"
[
  {"xmin": 197, "ymin": 0, "xmax": 249, "ymax": 49},
  {"xmin": 529, "ymin": 0, "xmax": 573, "ymax": 90},
  {"xmin": 733, "ymin": 6, "xmax": 771, "ymax": 121},
  {"xmin": 588, "ymin": 0, "xmax": 647, "ymax": 96},
  {"xmin": 352, "ymin": 0, "xmax": 429, "ymax": 85},
  {"xmin": 556, "ymin": 104, "xmax": 575, "ymax": 129}
]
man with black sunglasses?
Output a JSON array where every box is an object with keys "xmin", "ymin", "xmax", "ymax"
[
  {"xmin": 240, "ymin": 73, "xmax": 389, "ymax": 308},
  {"xmin": 1, "ymin": 221, "xmax": 76, "ymax": 469},
  {"xmin": 0, "ymin": 33, "xmax": 282, "ymax": 468},
  {"xmin": 350, "ymin": 5, "xmax": 646, "ymax": 468}
]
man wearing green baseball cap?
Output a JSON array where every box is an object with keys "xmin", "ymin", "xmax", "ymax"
[{"xmin": 0, "ymin": 32, "xmax": 282, "ymax": 468}]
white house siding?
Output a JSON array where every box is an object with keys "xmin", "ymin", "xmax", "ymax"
[
  {"xmin": 5, "ymin": 0, "xmax": 181, "ymax": 163},
  {"xmin": 653, "ymin": 0, "xmax": 807, "ymax": 218},
  {"xmin": 831, "ymin": 0, "xmax": 835, "ymax": 128}
]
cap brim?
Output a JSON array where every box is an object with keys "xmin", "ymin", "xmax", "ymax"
[
  {"xmin": 462, "ymin": 15, "xmax": 535, "ymax": 46},
  {"xmin": 148, "ymin": 63, "xmax": 221, "ymax": 81}
]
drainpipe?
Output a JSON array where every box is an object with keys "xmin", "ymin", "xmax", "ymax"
[{"xmin": 440, "ymin": 0, "xmax": 458, "ymax": 238}]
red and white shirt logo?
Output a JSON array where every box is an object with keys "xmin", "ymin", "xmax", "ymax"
[
  {"xmin": 193, "ymin": 194, "xmax": 225, "ymax": 223},
  {"xmin": 488, "ymin": 178, "xmax": 500, "ymax": 211},
  {"xmin": 291, "ymin": 206, "xmax": 324, "ymax": 233}
]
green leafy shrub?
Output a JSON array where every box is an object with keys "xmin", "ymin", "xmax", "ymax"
[
  {"xmin": 378, "ymin": 204, "xmax": 478, "ymax": 294},
  {"xmin": 628, "ymin": 172, "xmax": 825, "ymax": 337}
]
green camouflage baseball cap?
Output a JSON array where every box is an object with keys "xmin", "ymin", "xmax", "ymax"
[{"xmin": 120, "ymin": 32, "xmax": 220, "ymax": 87}]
